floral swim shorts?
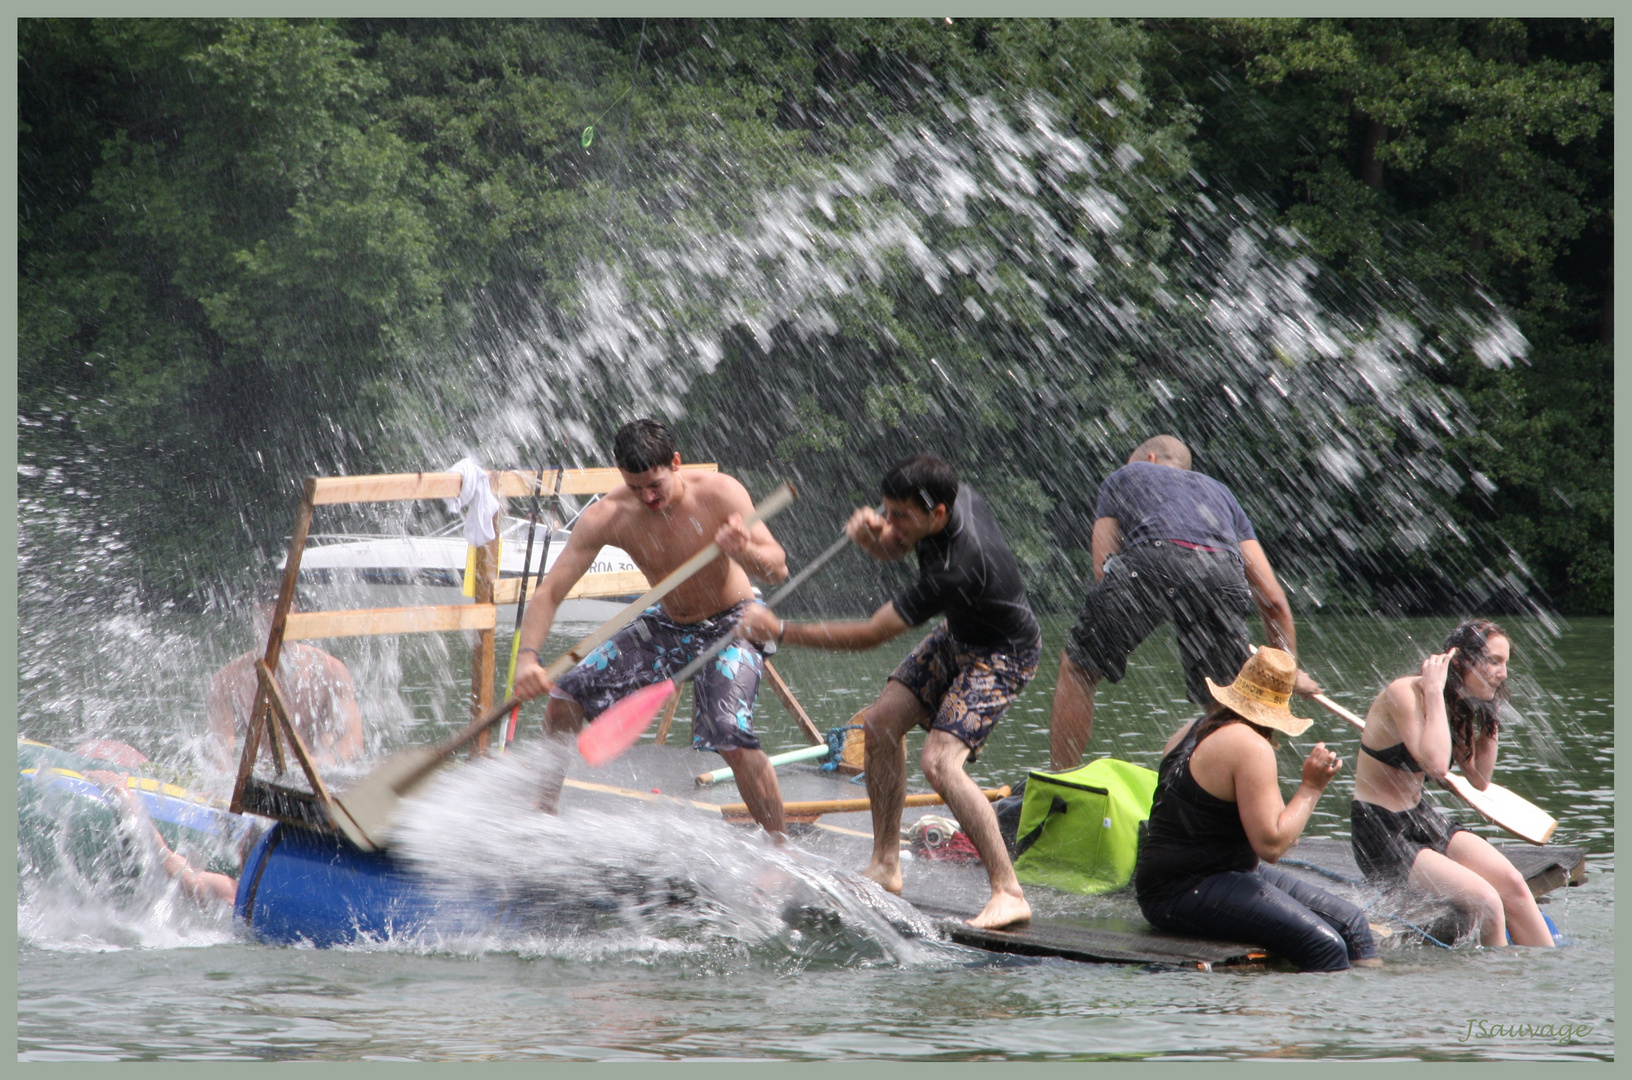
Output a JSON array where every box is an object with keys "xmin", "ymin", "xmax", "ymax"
[
  {"xmin": 552, "ymin": 601, "xmax": 768, "ymax": 752},
  {"xmin": 888, "ymin": 623, "xmax": 1041, "ymax": 752}
]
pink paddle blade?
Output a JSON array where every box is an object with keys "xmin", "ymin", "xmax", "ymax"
[{"xmin": 578, "ymin": 679, "xmax": 676, "ymax": 767}]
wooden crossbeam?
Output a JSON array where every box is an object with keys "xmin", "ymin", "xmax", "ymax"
[
  {"xmin": 308, "ymin": 463, "xmax": 718, "ymax": 505},
  {"xmin": 283, "ymin": 604, "xmax": 499, "ymax": 640},
  {"xmin": 491, "ymin": 569, "xmax": 650, "ymax": 605}
]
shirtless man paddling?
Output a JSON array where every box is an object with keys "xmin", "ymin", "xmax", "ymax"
[{"xmin": 512, "ymin": 419, "xmax": 791, "ymax": 837}]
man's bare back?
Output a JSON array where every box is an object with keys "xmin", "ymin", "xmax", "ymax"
[{"xmin": 206, "ymin": 643, "xmax": 364, "ymax": 773}]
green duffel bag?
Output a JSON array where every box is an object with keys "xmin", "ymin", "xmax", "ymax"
[{"xmin": 1011, "ymin": 757, "xmax": 1158, "ymax": 895}]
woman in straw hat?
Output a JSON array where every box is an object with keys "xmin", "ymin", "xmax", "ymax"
[
  {"xmin": 1134, "ymin": 647, "xmax": 1379, "ymax": 971},
  {"xmin": 1350, "ymin": 619, "xmax": 1553, "ymax": 947}
]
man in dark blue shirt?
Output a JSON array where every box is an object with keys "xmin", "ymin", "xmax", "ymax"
[
  {"xmin": 1049, "ymin": 435, "xmax": 1319, "ymax": 770},
  {"xmin": 739, "ymin": 454, "xmax": 1039, "ymax": 929}
]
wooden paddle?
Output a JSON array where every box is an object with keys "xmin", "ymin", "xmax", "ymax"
[
  {"xmin": 719, "ymin": 786, "xmax": 1011, "ymax": 825},
  {"xmin": 1310, "ymin": 692, "xmax": 1557, "ymax": 845},
  {"xmin": 331, "ymin": 481, "xmax": 800, "ymax": 850},
  {"xmin": 577, "ymin": 524, "xmax": 856, "ymax": 767}
]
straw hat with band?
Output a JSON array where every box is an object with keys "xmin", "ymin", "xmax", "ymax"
[{"xmin": 1205, "ymin": 647, "xmax": 1311, "ymax": 736}]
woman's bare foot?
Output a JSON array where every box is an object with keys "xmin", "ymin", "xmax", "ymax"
[
  {"xmin": 861, "ymin": 859, "xmax": 904, "ymax": 894},
  {"xmin": 967, "ymin": 888, "xmax": 1030, "ymax": 929}
]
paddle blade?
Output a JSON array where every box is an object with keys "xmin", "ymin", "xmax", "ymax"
[
  {"xmin": 578, "ymin": 680, "xmax": 676, "ymax": 767},
  {"xmin": 1442, "ymin": 773, "xmax": 1557, "ymax": 844},
  {"xmin": 332, "ymin": 747, "xmax": 442, "ymax": 851}
]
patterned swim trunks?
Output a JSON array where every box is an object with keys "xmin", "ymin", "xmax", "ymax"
[
  {"xmin": 552, "ymin": 601, "xmax": 768, "ymax": 753},
  {"xmin": 888, "ymin": 623, "xmax": 1041, "ymax": 752}
]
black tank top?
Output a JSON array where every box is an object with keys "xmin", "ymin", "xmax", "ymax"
[
  {"xmin": 1134, "ymin": 719, "xmax": 1260, "ymax": 909},
  {"xmin": 1360, "ymin": 740, "xmax": 1424, "ymax": 774}
]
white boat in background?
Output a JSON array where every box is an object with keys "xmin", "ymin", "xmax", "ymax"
[{"xmin": 290, "ymin": 512, "xmax": 645, "ymax": 629}]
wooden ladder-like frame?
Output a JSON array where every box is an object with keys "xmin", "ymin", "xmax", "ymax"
[{"xmin": 228, "ymin": 466, "xmax": 825, "ymax": 830}]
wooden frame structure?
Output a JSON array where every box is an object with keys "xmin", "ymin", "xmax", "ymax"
[{"xmin": 229, "ymin": 465, "xmax": 826, "ymax": 831}]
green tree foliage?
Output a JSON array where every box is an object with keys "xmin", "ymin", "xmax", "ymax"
[
  {"xmin": 18, "ymin": 17, "xmax": 1612, "ymax": 615},
  {"xmin": 1148, "ymin": 17, "xmax": 1612, "ymax": 612}
]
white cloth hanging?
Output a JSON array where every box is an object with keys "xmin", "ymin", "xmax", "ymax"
[{"xmin": 444, "ymin": 456, "xmax": 501, "ymax": 547}]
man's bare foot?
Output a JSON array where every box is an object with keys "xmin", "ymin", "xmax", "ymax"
[
  {"xmin": 861, "ymin": 859, "xmax": 904, "ymax": 894},
  {"xmin": 1352, "ymin": 957, "xmax": 1383, "ymax": 968},
  {"xmin": 967, "ymin": 889, "xmax": 1030, "ymax": 930}
]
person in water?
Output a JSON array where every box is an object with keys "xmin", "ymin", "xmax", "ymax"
[
  {"xmin": 1350, "ymin": 620, "xmax": 1553, "ymax": 947},
  {"xmin": 1048, "ymin": 435, "xmax": 1319, "ymax": 771},
  {"xmin": 512, "ymin": 418, "xmax": 792, "ymax": 838},
  {"xmin": 737, "ymin": 453, "xmax": 1040, "ymax": 930},
  {"xmin": 206, "ymin": 595, "xmax": 366, "ymax": 774},
  {"xmin": 1134, "ymin": 647, "xmax": 1379, "ymax": 972},
  {"xmin": 85, "ymin": 770, "xmax": 240, "ymax": 907}
]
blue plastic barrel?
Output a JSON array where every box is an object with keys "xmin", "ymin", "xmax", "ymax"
[
  {"xmin": 235, "ymin": 824, "xmax": 474, "ymax": 946},
  {"xmin": 235, "ymin": 823, "xmax": 617, "ymax": 947}
]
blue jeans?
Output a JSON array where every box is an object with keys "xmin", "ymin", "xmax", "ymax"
[{"xmin": 1140, "ymin": 863, "xmax": 1377, "ymax": 972}]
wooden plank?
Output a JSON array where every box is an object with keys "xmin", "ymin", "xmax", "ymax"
[
  {"xmin": 309, "ymin": 463, "xmax": 720, "ymax": 504},
  {"xmin": 493, "ymin": 569, "xmax": 651, "ymax": 606},
  {"xmin": 255, "ymin": 659, "xmax": 338, "ymax": 811},
  {"xmin": 652, "ymin": 688, "xmax": 683, "ymax": 746},
  {"xmin": 555, "ymin": 463, "xmax": 716, "ymax": 496},
  {"xmin": 720, "ymin": 787, "xmax": 1009, "ymax": 822},
  {"xmin": 233, "ymin": 479, "xmax": 315, "ymax": 814},
  {"xmin": 283, "ymin": 605, "xmax": 499, "ymax": 640},
  {"xmin": 762, "ymin": 661, "xmax": 823, "ymax": 746},
  {"xmin": 471, "ymin": 526, "xmax": 499, "ymax": 754},
  {"xmin": 236, "ymin": 778, "xmax": 338, "ymax": 833},
  {"xmin": 311, "ymin": 473, "xmax": 464, "ymax": 504}
]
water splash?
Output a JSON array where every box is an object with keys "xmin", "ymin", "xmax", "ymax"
[
  {"xmin": 17, "ymin": 769, "xmax": 240, "ymax": 952},
  {"xmin": 389, "ymin": 744, "xmax": 945, "ymax": 969}
]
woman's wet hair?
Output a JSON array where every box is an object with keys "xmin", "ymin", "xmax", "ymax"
[
  {"xmin": 880, "ymin": 453, "xmax": 958, "ymax": 514},
  {"xmin": 612, "ymin": 418, "xmax": 677, "ymax": 474},
  {"xmin": 1441, "ymin": 618, "xmax": 1509, "ymax": 762}
]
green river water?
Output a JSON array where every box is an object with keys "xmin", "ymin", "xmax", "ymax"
[{"xmin": 17, "ymin": 609, "xmax": 1613, "ymax": 1061}]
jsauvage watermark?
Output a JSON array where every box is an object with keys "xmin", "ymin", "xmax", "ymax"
[{"xmin": 1458, "ymin": 1019, "xmax": 1593, "ymax": 1045}]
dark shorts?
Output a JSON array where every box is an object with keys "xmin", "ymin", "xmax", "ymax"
[
  {"xmin": 1064, "ymin": 541, "xmax": 1252, "ymax": 706},
  {"xmin": 1350, "ymin": 798, "xmax": 1469, "ymax": 887},
  {"xmin": 1138, "ymin": 863, "xmax": 1378, "ymax": 973},
  {"xmin": 889, "ymin": 623, "xmax": 1041, "ymax": 752},
  {"xmin": 552, "ymin": 602, "xmax": 767, "ymax": 753}
]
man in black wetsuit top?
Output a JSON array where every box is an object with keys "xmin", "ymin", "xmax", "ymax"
[
  {"xmin": 738, "ymin": 453, "xmax": 1040, "ymax": 930},
  {"xmin": 1047, "ymin": 434, "xmax": 1319, "ymax": 771}
]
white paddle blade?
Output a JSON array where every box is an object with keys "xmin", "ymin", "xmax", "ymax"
[
  {"xmin": 1441, "ymin": 773, "xmax": 1557, "ymax": 844},
  {"xmin": 332, "ymin": 747, "xmax": 443, "ymax": 851}
]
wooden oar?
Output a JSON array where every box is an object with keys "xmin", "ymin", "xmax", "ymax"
[
  {"xmin": 719, "ymin": 786, "xmax": 1011, "ymax": 824},
  {"xmin": 577, "ymin": 524, "xmax": 855, "ymax": 767},
  {"xmin": 1310, "ymin": 693, "xmax": 1557, "ymax": 845},
  {"xmin": 331, "ymin": 482, "xmax": 800, "ymax": 850}
]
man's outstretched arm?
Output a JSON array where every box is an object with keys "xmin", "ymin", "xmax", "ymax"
[
  {"xmin": 1240, "ymin": 539, "xmax": 1321, "ymax": 695},
  {"xmin": 738, "ymin": 600, "xmax": 911, "ymax": 652}
]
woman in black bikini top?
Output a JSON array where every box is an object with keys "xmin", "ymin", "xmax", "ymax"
[{"xmin": 1349, "ymin": 619, "xmax": 1553, "ymax": 947}]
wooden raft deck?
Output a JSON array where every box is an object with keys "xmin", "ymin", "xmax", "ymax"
[{"xmin": 563, "ymin": 745, "xmax": 1588, "ymax": 969}]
